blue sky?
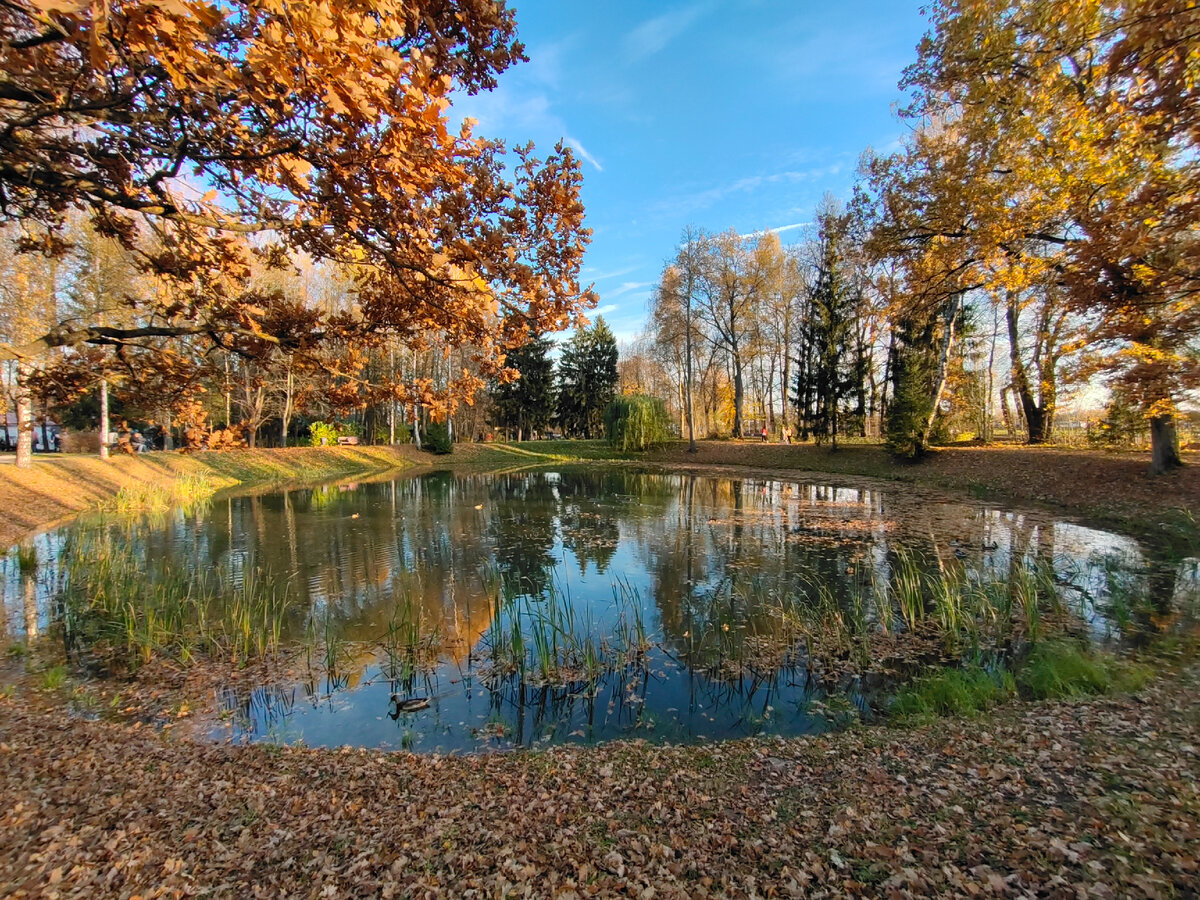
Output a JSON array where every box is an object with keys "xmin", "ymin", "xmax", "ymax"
[{"xmin": 453, "ymin": 1, "xmax": 931, "ymax": 344}]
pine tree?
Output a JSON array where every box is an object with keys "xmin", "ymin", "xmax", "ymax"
[
  {"xmin": 491, "ymin": 335, "xmax": 555, "ymax": 441},
  {"xmin": 557, "ymin": 318, "xmax": 619, "ymax": 438},
  {"xmin": 793, "ymin": 203, "xmax": 862, "ymax": 449}
]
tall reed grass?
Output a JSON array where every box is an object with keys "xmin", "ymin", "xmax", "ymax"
[{"xmin": 57, "ymin": 528, "xmax": 293, "ymax": 670}]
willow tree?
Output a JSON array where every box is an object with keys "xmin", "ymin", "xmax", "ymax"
[{"xmin": 0, "ymin": 0, "xmax": 594, "ymax": 465}]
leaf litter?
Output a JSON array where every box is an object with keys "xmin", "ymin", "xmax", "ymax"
[{"xmin": 2, "ymin": 661, "xmax": 1199, "ymax": 898}]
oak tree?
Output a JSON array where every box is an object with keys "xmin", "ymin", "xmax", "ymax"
[{"xmin": 0, "ymin": 0, "xmax": 594, "ymax": 464}]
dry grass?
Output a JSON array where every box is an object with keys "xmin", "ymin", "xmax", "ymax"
[{"xmin": 0, "ymin": 446, "xmax": 419, "ymax": 548}]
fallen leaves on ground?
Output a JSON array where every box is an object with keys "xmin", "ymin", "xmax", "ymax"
[
  {"xmin": 2, "ymin": 666, "xmax": 1199, "ymax": 898},
  {"xmin": 642, "ymin": 441, "xmax": 1200, "ymax": 527}
]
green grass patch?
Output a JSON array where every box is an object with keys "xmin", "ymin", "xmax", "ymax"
[
  {"xmin": 188, "ymin": 446, "xmax": 415, "ymax": 485},
  {"xmin": 1016, "ymin": 640, "xmax": 1151, "ymax": 700},
  {"xmin": 38, "ymin": 664, "xmax": 68, "ymax": 691},
  {"xmin": 890, "ymin": 666, "xmax": 1016, "ymax": 720},
  {"xmin": 107, "ymin": 473, "xmax": 225, "ymax": 514},
  {"xmin": 16, "ymin": 543, "xmax": 38, "ymax": 574}
]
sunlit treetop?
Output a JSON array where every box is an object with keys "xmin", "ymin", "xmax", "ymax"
[{"xmin": 0, "ymin": 0, "xmax": 595, "ymax": 412}]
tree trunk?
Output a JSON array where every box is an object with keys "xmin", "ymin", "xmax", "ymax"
[
  {"xmin": 223, "ymin": 355, "xmax": 232, "ymax": 428},
  {"xmin": 732, "ymin": 353, "xmax": 744, "ymax": 438},
  {"xmin": 389, "ymin": 346, "xmax": 397, "ymax": 444},
  {"xmin": 1150, "ymin": 414, "xmax": 1183, "ymax": 475},
  {"xmin": 1006, "ymin": 294, "xmax": 1049, "ymax": 444},
  {"xmin": 684, "ymin": 316, "xmax": 696, "ymax": 453},
  {"xmin": 921, "ymin": 294, "xmax": 962, "ymax": 450},
  {"xmin": 99, "ymin": 377, "xmax": 110, "ymax": 459},
  {"xmin": 14, "ymin": 360, "xmax": 33, "ymax": 469},
  {"xmin": 984, "ymin": 302, "xmax": 999, "ymax": 443},
  {"xmin": 280, "ymin": 364, "xmax": 294, "ymax": 449},
  {"xmin": 999, "ymin": 384, "xmax": 1014, "ymax": 437}
]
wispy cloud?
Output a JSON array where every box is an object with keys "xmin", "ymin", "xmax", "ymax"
[
  {"xmin": 624, "ymin": 4, "xmax": 710, "ymax": 60},
  {"xmin": 607, "ymin": 280, "xmax": 654, "ymax": 299},
  {"xmin": 583, "ymin": 264, "xmax": 642, "ymax": 281},
  {"xmin": 651, "ymin": 163, "xmax": 847, "ymax": 221},
  {"xmin": 566, "ymin": 137, "xmax": 603, "ymax": 172},
  {"xmin": 594, "ymin": 304, "xmax": 620, "ymax": 316},
  {"xmin": 450, "ymin": 38, "xmax": 602, "ymax": 169},
  {"xmin": 739, "ymin": 221, "xmax": 811, "ymax": 239}
]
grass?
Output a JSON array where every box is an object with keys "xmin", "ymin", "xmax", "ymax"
[
  {"xmin": 58, "ymin": 527, "xmax": 295, "ymax": 671},
  {"xmin": 0, "ymin": 445, "xmax": 419, "ymax": 550},
  {"xmin": 378, "ymin": 586, "xmax": 443, "ymax": 684},
  {"xmin": 16, "ymin": 543, "xmax": 38, "ymax": 574},
  {"xmin": 106, "ymin": 473, "xmax": 221, "ymax": 514},
  {"xmin": 37, "ymin": 665, "xmax": 68, "ymax": 691},
  {"xmin": 1016, "ymin": 639, "xmax": 1152, "ymax": 700},
  {"xmin": 481, "ymin": 574, "xmax": 649, "ymax": 689},
  {"xmin": 891, "ymin": 666, "xmax": 1016, "ymax": 719},
  {"xmin": 890, "ymin": 640, "xmax": 1156, "ymax": 723}
]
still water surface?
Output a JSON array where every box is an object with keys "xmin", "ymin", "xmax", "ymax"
[{"xmin": 3, "ymin": 467, "xmax": 1189, "ymax": 752}]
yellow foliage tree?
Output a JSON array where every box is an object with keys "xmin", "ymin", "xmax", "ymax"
[
  {"xmin": 0, "ymin": 0, "xmax": 594, "ymax": 464},
  {"xmin": 866, "ymin": 0, "xmax": 1199, "ymax": 472}
]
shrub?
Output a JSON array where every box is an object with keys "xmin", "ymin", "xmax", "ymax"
[
  {"xmin": 423, "ymin": 421, "xmax": 453, "ymax": 455},
  {"xmin": 309, "ymin": 421, "xmax": 339, "ymax": 447},
  {"xmin": 603, "ymin": 394, "xmax": 671, "ymax": 452}
]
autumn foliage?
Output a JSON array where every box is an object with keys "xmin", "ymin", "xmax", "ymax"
[
  {"xmin": 0, "ymin": 0, "xmax": 594, "ymax": 452},
  {"xmin": 862, "ymin": 0, "xmax": 1200, "ymax": 472}
]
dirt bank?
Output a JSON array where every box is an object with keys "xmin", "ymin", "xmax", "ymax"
[
  {"xmin": 639, "ymin": 441, "xmax": 1198, "ymax": 520},
  {"xmin": 0, "ymin": 446, "xmax": 425, "ymax": 548}
]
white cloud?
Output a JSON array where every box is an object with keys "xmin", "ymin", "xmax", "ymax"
[
  {"xmin": 650, "ymin": 163, "xmax": 847, "ymax": 220},
  {"xmin": 594, "ymin": 304, "xmax": 620, "ymax": 316},
  {"xmin": 566, "ymin": 137, "xmax": 603, "ymax": 172},
  {"xmin": 583, "ymin": 264, "xmax": 642, "ymax": 281},
  {"xmin": 623, "ymin": 4, "xmax": 710, "ymax": 60},
  {"xmin": 739, "ymin": 221, "xmax": 811, "ymax": 239},
  {"xmin": 607, "ymin": 280, "xmax": 654, "ymax": 299}
]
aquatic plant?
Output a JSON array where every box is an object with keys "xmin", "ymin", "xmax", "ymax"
[
  {"xmin": 107, "ymin": 474, "xmax": 220, "ymax": 515},
  {"xmin": 16, "ymin": 543, "xmax": 38, "ymax": 575},
  {"xmin": 56, "ymin": 527, "xmax": 294, "ymax": 670}
]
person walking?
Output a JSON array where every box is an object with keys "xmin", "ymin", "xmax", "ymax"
[{"xmin": 761, "ymin": 425, "xmax": 768, "ymax": 443}]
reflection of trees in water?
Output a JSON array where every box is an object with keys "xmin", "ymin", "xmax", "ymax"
[
  {"xmin": 556, "ymin": 470, "xmax": 620, "ymax": 575},
  {"xmin": 488, "ymin": 473, "xmax": 559, "ymax": 596},
  {"xmin": 648, "ymin": 475, "xmax": 883, "ymax": 663},
  {"xmin": 25, "ymin": 466, "xmax": 1200, "ymax": 747}
]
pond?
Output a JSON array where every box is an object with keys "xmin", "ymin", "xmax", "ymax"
[{"xmin": 3, "ymin": 466, "xmax": 1195, "ymax": 752}]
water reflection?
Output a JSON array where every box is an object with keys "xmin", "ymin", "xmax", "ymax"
[{"xmin": 2, "ymin": 466, "xmax": 1195, "ymax": 751}]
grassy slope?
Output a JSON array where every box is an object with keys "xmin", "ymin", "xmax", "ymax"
[
  {"xmin": 0, "ymin": 445, "xmax": 422, "ymax": 548},
  {"xmin": 4, "ymin": 439, "xmax": 1194, "ymax": 550}
]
